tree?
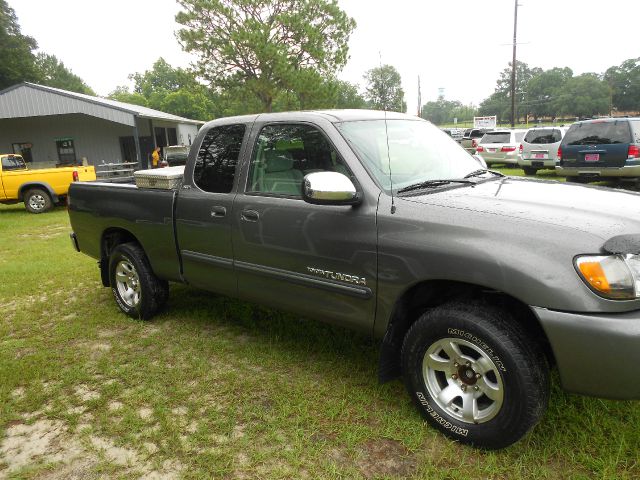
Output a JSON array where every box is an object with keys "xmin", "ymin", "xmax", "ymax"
[
  {"xmin": 35, "ymin": 53, "xmax": 94, "ymax": 94},
  {"xmin": 331, "ymin": 80, "xmax": 367, "ymax": 109},
  {"xmin": 604, "ymin": 58, "xmax": 640, "ymax": 113},
  {"xmin": 525, "ymin": 67, "xmax": 572, "ymax": 120},
  {"xmin": 363, "ymin": 64, "xmax": 406, "ymax": 112},
  {"xmin": 176, "ymin": 0, "xmax": 356, "ymax": 112},
  {"xmin": 0, "ymin": 0, "xmax": 39, "ymax": 90},
  {"xmin": 478, "ymin": 61, "xmax": 543, "ymax": 123},
  {"xmin": 421, "ymin": 95, "xmax": 476, "ymax": 125},
  {"xmin": 108, "ymin": 85, "xmax": 150, "ymax": 107},
  {"xmin": 110, "ymin": 58, "xmax": 215, "ymax": 120},
  {"xmin": 553, "ymin": 73, "xmax": 609, "ymax": 118}
]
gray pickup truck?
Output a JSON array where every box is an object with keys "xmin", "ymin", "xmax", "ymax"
[{"xmin": 68, "ymin": 110, "xmax": 640, "ymax": 449}]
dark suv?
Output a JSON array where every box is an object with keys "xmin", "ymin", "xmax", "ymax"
[{"xmin": 556, "ymin": 118, "xmax": 640, "ymax": 182}]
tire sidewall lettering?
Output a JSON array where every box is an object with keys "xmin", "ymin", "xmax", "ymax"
[
  {"xmin": 416, "ymin": 391, "xmax": 469, "ymax": 437},
  {"xmin": 446, "ymin": 327, "xmax": 507, "ymax": 373}
]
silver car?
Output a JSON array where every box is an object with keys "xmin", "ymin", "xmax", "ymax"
[
  {"xmin": 476, "ymin": 129, "xmax": 527, "ymax": 166},
  {"xmin": 517, "ymin": 127, "xmax": 569, "ymax": 175}
]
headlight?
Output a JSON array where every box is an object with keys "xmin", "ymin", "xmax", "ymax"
[{"xmin": 575, "ymin": 254, "xmax": 640, "ymax": 300}]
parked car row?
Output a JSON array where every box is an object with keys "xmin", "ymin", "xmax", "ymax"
[{"xmin": 472, "ymin": 118, "xmax": 640, "ymax": 183}]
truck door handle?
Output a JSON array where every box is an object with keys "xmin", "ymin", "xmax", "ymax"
[
  {"xmin": 241, "ymin": 209, "xmax": 259, "ymax": 222},
  {"xmin": 210, "ymin": 206, "xmax": 227, "ymax": 218}
]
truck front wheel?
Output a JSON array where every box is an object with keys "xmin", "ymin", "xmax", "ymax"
[
  {"xmin": 401, "ymin": 301, "xmax": 549, "ymax": 449},
  {"xmin": 108, "ymin": 242, "xmax": 169, "ymax": 320},
  {"xmin": 24, "ymin": 188, "xmax": 52, "ymax": 213}
]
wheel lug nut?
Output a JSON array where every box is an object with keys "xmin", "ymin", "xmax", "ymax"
[
  {"xmin": 474, "ymin": 385, "xmax": 479, "ymax": 391},
  {"xmin": 451, "ymin": 374, "xmax": 458, "ymax": 379},
  {"xmin": 454, "ymin": 362, "xmax": 459, "ymax": 368},
  {"xmin": 461, "ymin": 385, "xmax": 467, "ymax": 392},
  {"xmin": 466, "ymin": 361, "xmax": 471, "ymax": 367},
  {"xmin": 475, "ymin": 373, "xmax": 481, "ymax": 379}
]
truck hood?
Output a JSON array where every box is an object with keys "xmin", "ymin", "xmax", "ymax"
[{"xmin": 401, "ymin": 177, "xmax": 640, "ymax": 241}]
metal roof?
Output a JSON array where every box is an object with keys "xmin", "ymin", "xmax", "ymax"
[{"xmin": 0, "ymin": 82, "xmax": 204, "ymax": 126}]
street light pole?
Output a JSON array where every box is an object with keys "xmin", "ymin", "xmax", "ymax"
[{"xmin": 510, "ymin": 0, "xmax": 519, "ymax": 128}]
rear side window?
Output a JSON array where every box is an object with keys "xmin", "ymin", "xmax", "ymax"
[
  {"xmin": 481, "ymin": 132, "xmax": 510, "ymax": 144},
  {"xmin": 514, "ymin": 132, "xmax": 525, "ymax": 143},
  {"xmin": 524, "ymin": 129, "xmax": 562, "ymax": 144},
  {"xmin": 1, "ymin": 155, "xmax": 26, "ymax": 170},
  {"xmin": 563, "ymin": 121, "xmax": 631, "ymax": 145},
  {"xmin": 193, "ymin": 124, "xmax": 246, "ymax": 193}
]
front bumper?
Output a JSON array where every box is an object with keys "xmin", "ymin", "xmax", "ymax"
[
  {"xmin": 532, "ymin": 306, "xmax": 640, "ymax": 399},
  {"xmin": 556, "ymin": 164, "xmax": 640, "ymax": 178}
]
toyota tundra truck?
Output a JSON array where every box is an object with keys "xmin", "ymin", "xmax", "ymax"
[
  {"xmin": 67, "ymin": 110, "xmax": 640, "ymax": 449},
  {"xmin": 1, "ymin": 154, "xmax": 96, "ymax": 213}
]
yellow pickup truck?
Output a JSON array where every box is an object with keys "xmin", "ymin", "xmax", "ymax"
[{"xmin": 0, "ymin": 154, "xmax": 96, "ymax": 213}]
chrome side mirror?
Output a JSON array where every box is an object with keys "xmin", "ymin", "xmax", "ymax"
[{"xmin": 303, "ymin": 171, "xmax": 361, "ymax": 205}]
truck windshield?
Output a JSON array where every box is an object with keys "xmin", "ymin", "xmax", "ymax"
[{"xmin": 336, "ymin": 119, "xmax": 481, "ymax": 192}]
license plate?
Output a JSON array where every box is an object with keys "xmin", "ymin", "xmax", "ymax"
[
  {"xmin": 533, "ymin": 153, "xmax": 547, "ymax": 159},
  {"xmin": 585, "ymin": 153, "xmax": 600, "ymax": 162},
  {"xmin": 487, "ymin": 148, "xmax": 496, "ymax": 153}
]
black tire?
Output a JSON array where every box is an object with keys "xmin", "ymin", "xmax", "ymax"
[
  {"xmin": 24, "ymin": 188, "xmax": 53, "ymax": 213},
  {"xmin": 566, "ymin": 177, "xmax": 587, "ymax": 184},
  {"xmin": 108, "ymin": 242, "xmax": 169, "ymax": 320},
  {"xmin": 401, "ymin": 301, "xmax": 549, "ymax": 449},
  {"xmin": 523, "ymin": 167, "xmax": 538, "ymax": 176}
]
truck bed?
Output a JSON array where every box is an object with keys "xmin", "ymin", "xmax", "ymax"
[{"xmin": 68, "ymin": 181, "xmax": 182, "ymax": 282}]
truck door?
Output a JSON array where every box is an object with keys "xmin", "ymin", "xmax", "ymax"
[
  {"xmin": 231, "ymin": 121, "xmax": 378, "ymax": 333},
  {"xmin": 174, "ymin": 123, "xmax": 248, "ymax": 297}
]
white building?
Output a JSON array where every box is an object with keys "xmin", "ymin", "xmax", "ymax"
[{"xmin": 0, "ymin": 82, "xmax": 204, "ymax": 169}]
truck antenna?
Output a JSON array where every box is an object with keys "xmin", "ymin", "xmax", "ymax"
[{"xmin": 379, "ymin": 51, "xmax": 396, "ymax": 214}]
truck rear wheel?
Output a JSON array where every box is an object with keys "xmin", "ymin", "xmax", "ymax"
[
  {"xmin": 24, "ymin": 188, "xmax": 52, "ymax": 213},
  {"xmin": 108, "ymin": 242, "xmax": 169, "ymax": 320},
  {"xmin": 401, "ymin": 301, "xmax": 549, "ymax": 449}
]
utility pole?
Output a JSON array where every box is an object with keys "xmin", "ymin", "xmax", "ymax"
[{"xmin": 510, "ymin": 0, "xmax": 519, "ymax": 128}]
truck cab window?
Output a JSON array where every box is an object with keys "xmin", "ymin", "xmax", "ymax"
[
  {"xmin": 248, "ymin": 124, "xmax": 350, "ymax": 197},
  {"xmin": 193, "ymin": 124, "xmax": 246, "ymax": 193},
  {"xmin": 1, "ymin": 155, "xmax": 26, "ymax": 170}
]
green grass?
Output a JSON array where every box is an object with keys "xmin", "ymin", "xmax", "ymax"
[{"xmin": 1, "ymin": 177, "xmax": 639, "ymax": 478}]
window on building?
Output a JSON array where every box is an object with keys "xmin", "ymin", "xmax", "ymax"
[
  {"xmin": 168, "ymin": 128, "xmax": 178, "ymax": 145},
  {"xmin": 12, "ymin": 142, "xmax": 33, "ymax": 163},
  {"xmin": 193, "ymin": 124, "xmax": 246, "ymax": 193},
  {"xmin": 247, "ymin": 124, "xmax": 350, "ymax": 197},
  {"xmin": 56, "ymin": 139, "xmax": 76, "ymax": 165}
]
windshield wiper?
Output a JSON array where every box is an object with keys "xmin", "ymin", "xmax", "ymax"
[
  {"xmin": 398, "ymin": 179, "xmax": 475, "ymax": 194},
  {"xmin": 464, "ymin": 169, "xmax": 505, "ymax": 179}
]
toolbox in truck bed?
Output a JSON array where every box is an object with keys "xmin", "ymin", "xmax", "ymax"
[{"xmin": 134, "ymin": 166, "xmax": 185, "ymax": 190}]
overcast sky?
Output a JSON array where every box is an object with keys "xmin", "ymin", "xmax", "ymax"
[{"xmin": 11, "ymin": 0, "xmax": 640, "ymax": 115}]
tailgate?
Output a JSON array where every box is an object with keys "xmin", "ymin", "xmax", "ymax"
[
  {"xmin": 562, "ymin": 121, "xmax": 631, "ymax": 168},
  {"xmin": 76, "ymin": 166, "xmax": 97, "ymax": 182},
  {"xmin": 564, "ymin": 144, "xmax": 629, "ymax": 168}
]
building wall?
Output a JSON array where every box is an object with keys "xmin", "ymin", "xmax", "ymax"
[{"xmin": 0, "ymin": 114, "xmax": 135, "ymax": 168}]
